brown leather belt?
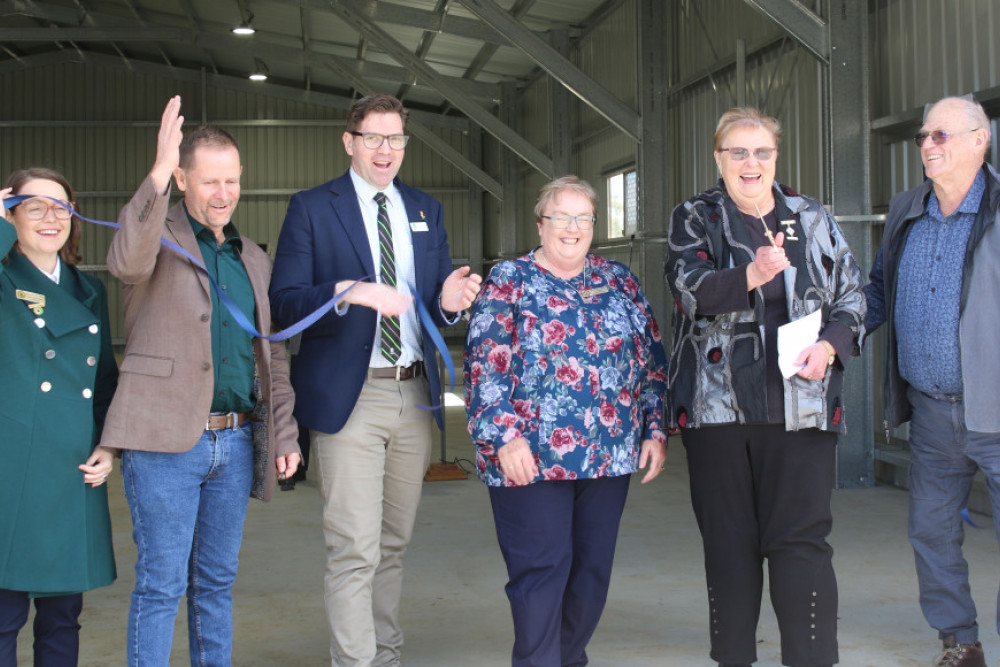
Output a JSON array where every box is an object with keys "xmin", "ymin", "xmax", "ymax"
[
  {"xmin": 205, "ymin": 411, "xmax": 249, "ymax": 430},
  {"xmin": 369, "ymin": 362, "xmax": 424, "ymax": 381}
]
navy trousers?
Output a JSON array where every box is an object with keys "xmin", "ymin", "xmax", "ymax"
[
  {"xmin": 488, "ymin": 475, "xmax": 631, "ymax": 667},
  {"xmin": 0, "ymin": 588, "xmax": 83, "ymax": 667}
]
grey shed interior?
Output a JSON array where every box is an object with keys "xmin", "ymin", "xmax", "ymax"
[{"xmin": 2, "ymin": 0, "xmax": 999, "ymax": 493}]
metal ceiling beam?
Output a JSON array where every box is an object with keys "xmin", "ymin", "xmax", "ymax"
[
  {"xmin": 0, "ymin": 0, "xmax": 511, "ymax": 46},
  {"xmin": 0, "ymin": 27, "xmax": 190, "ymax": 41},
  {"xmin": 2, "ymin": 0, "xmax": 500, "ymax": 101},
  {"xmin": 455, "ymin": 0, "xmax": 640, "ymax": 142},
  {"xmin": 330, "ymin": 1, "xmax": 554, "ymax": 178},
  {"xmin": 3, "ymin": 49, "xmax": 468, "ymax": 130},
  {"xmin": 275, "ymin": 0, "xmax": 510, "ymax": 45},
  {"xmin": 0, "ymin": 0, "xmax": 132, "ymax": 26},
  {"xmin": 323, "ymin": 58, "xmax": 503, "ymax": 200},
  {"xmin": 439, "ymin": 0, "xmax": 535, "ymax": 116},
  {"xmin": 741, "ymin": 0, "xmax": 829, "ymax": 64},
  {"xmin": 395, "ymin": 0, "xmax": 450, "ymax": 102},
  {"xmin": 0, "ymin": 48, "xmax": 75, "ymax": 74}
]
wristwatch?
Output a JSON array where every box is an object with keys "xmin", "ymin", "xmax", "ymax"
[{"xmin": 818, "ymin": 339, "xmax": 836, "ymax": 366}]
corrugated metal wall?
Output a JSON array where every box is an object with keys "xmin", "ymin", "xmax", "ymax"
[
  {"xmin": 6, "ymin": 2, "xmax": 1000, "ymax": 340},
  {"xmin": 870, "ymin": 0, "xmax": 1000, "ymax": 208},
  {"xmin": 0, "ymin": 63, "xmax": 472, "ymax": 341}
]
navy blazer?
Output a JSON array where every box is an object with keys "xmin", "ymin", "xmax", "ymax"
[{"xmin": 269, "ymin": 171, "xmax": 455, "ymax": 432}]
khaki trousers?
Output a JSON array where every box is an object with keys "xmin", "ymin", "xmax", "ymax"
[{"xmin": 312, "ymin": 376, "xmax": 433, "ymax": 667}]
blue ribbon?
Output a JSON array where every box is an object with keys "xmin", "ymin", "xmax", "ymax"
[
  {"xmin": 961, "ymin": 508, "xmax": 983, "ymax": 529},
  {"xmin": 3, "ymin": 194, "xmax": 356, "ymax": 342},
  {"xmin": 408, "ymin": 280, "xmax": 456, "ymax": 406},
  {"xmin": 4, "ymin": 194, "xmax": 457, "ymax": 400}
]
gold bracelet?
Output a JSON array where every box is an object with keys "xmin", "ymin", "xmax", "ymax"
[{"xmin": 818, "ymin": 339, "xmax": 836, "ymax": 366}]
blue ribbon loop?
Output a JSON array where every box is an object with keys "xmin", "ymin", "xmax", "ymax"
[
  {"xmin": 4, "ymin": 194, "xmax": 456, "ymax": 404},
  {"xmin": 407, "ymin": 280, "xmax": 456, "ymax": 408},
  {"xmin": 4, "ymin": 194, "xmax": 354, "ymax": 342}
]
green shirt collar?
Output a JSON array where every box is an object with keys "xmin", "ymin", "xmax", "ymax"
[{"xmin": 184, "ymin": 203, "xmax": 243, "ymax": 250}]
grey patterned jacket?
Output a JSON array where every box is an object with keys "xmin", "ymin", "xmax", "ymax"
[{"xmin": 664, "ymin": 181, "xmax": 865, "ymax": 433}]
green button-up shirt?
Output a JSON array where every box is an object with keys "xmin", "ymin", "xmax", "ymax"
[{"xmin": 187, "ymin": 208, "xmax": 256, "ymax": 413}]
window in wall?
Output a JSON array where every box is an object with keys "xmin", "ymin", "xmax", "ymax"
[{"xmin": 606, "ymin": 168, "xmax": 637, "ymax": 238}]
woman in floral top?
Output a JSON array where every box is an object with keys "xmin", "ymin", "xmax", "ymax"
[{"xmin": 465, "ymin": 175, "xmax": 667, "ymax": 666}]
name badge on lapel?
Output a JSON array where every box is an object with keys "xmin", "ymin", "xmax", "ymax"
[
  {"xmin": 410, "ymin": 221, "xmax": 429, "ymax": 232},
  {"xmin": 780, "ymin": 219, "xmax": 799, "ymax": 241}
]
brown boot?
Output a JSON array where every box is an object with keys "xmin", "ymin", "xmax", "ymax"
[{"xmin": 934, "ymin": 636, "xmax": 986, "ymax": 667}]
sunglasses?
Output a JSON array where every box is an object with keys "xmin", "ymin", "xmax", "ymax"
[
  {"xmin": 913, "ymin": 128, "xmax": 979, "ymax": 147},
  {"xmin": 718, "ymin": 147, "xmax": 775, "ymax": 161}
]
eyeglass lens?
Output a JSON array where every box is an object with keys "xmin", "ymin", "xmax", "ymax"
[
  {"xmin": 547, "ymin": 214, "xmax": 595, "ymax": 229},
  {"xmin": 360, "ymin": 133, "xmax": 408, "ymax": 150},
  {"xmin": 913, "ymin": 129, "xmax": 977, "ymax": 147},
  {"xmin": 21, "ymin": 200, "xmax": 73, "ymax": 220},
  {"xmin": 724, "ymin": 147, "xmax": 774, "ymax": 161}
]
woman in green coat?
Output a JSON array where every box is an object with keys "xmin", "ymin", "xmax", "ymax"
[{"xmin": 0, "ymin": 168, "xmax": 118, "ymax": 666}]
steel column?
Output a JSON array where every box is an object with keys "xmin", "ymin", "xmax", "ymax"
[
  {"xmin": 637, "ymin": 0, "xmax": 670, "ymax": 322},
  {"xmin": 828, "ymin": 0, "xmax": 872, "ymax": 488}
]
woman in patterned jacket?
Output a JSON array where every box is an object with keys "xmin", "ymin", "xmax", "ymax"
[
  {"xmin": 665, "ymin": 107, "xmax": 864, "ymax": 667},
  {"xmin": 465, "ymin": 175, "xmax": 667, "ymax": 667}
]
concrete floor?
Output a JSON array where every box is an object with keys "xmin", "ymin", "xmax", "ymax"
[{"xmin": 17, "ymin": 405, "xmax": 1000, "ymax": 666}]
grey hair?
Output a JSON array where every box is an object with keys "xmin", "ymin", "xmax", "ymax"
[
  {"xmin": 534, "ymin": 175, "xmax": 598, "ymax": 222},
  {"xmin": 927, "ymin": 96, "xmax": 992, "ymax": 144}
]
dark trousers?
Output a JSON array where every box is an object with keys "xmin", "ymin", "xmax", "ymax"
[
  {"xmin": 683, "ymin": 424, "xmax": 838, "ymax": 667},
  {"xmin": 0, "ymin": 589, "xmax": 83, "ymax": 667},
  {"xmin": 488, "ymin": 475, "xmax": 631, "ymax": 667}
]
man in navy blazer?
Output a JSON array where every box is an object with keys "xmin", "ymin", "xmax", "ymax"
[{"xmin": 269, "ymin": 93, "xmax": 481, "ymax": 666}]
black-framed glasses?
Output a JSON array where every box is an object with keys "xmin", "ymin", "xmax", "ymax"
[
  {"xmin": 17, "ymin": 198, "xmax": 74, "ymax": 221},
  {"xmin": 913, "ymin": 128, "xmax": 980, "ymax": 147},
  {"xmin": 542, "ymin": 214, "xmax": 596, "ymax": 230},
  {"xmin": 349, "ymin": 131, "xmax": 409, "ymax": 150},
  {"xmin": 718, "ymin": 147, "xmax": 776, "ymax": 161}
]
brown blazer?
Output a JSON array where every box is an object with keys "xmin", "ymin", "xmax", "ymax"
[{"xmin": 100, "ymin": 176, "xmax": 298, "ymax": 501}]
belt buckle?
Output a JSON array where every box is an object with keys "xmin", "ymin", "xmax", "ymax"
[
  {"xmin": 395, "ymin": 365, "xmax": 404, "ymax": 381},
  {"xmin": 206, "ymin": 411, "xmax": 239, "ymax": 431}
]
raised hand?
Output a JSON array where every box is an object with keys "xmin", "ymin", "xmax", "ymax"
[{"xmin": 150, "ymin": 95, "xmax": 185, "ymax": 193}]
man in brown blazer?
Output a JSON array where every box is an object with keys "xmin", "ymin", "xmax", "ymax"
[{"xmin": 100, "ymin": 96, "xmax": 300, "ymax": 666}]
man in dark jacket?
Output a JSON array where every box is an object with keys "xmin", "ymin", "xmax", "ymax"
[{"xmin": 866, "ymin": 96, "xmax": 1000, "ymax": 667}]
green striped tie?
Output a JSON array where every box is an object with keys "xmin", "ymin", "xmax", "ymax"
[{"xmin": 374, "ymin": 192, "xmax": 401, "ymax": 364}]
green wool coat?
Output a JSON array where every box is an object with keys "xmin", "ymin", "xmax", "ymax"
[{"xmin": 0, "ymin": 223, "xmax": 118, "ymax": 595}]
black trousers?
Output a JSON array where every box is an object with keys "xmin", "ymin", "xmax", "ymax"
[
  {"xmin": 0, "ymin": 588, "xmax": 83, "ymax": 667},
  {"xmin": 683, "ymin": 423, "xmax": 838, "ymax": 667}
]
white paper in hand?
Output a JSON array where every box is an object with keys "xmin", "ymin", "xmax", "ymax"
[{"xmin": 777, "ymin": 309, "xmax": 822, "ymax": 378}]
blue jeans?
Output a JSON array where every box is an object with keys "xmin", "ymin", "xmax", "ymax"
[
  {"xmin": 122, "ymin": 422, "xmax": 253, "ymax": 667},
  {"xmin": 907, "ymin": 387, "xmax": 1000, "ymax": 644}
]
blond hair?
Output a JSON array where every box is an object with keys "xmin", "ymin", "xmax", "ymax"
[{"xmin": 714, "ymin": 107, "xmax": 781, "ymax": 152}]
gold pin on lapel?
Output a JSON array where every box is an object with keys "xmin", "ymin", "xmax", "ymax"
[{"xmin": 15, "ymin": 289, "xmax": 46, "ymax": 315}]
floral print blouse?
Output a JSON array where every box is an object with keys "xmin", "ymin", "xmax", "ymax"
[{"xmin": 464, "ymin": 251, "xmax": 667, "ymax": 487}]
